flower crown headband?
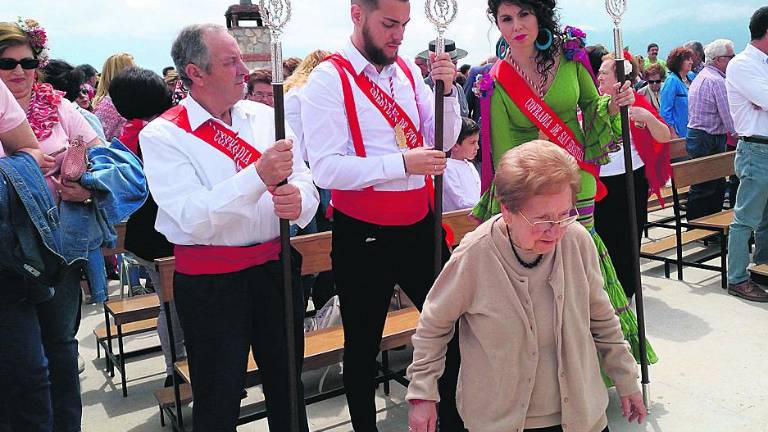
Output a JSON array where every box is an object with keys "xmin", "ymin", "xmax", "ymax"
[{"xmin": 16, "ymin": 17, "xmax": 49, "ymax": 67}]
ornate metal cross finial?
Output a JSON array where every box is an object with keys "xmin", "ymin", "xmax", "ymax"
[
  {"xmin": 605, "ymin": 0, "xmax": 628, "ymax": 57},
  {"xmin": 425, "ymin": 0, "xmax": 458, "ymax": 55},
  {"xmin": 259, "ymin": 0, "xmax": 292, "ymax": 82}
]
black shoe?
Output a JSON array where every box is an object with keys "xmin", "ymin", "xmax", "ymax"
[{"xmin": 107, "ymin": 271, "xmax": 120, "ymax": 281}]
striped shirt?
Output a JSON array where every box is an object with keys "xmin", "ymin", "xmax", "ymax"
[{"xmin": 687, "ymin": 65, "xmax": 734, "ymax": 135}]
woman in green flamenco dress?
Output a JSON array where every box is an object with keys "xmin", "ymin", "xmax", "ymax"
[{"xmin": 474, "ymin": 0, "xmax": 656, "ymax": 368}]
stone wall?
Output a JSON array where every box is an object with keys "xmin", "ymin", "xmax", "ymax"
[{"xmin": 229, "ymin": 27, "xmax": 272, "ymax": 71}]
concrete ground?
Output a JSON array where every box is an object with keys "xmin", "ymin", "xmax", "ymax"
[{"xmin": 77, "ymin": 221, "xmax": 768, "ymax": 431}]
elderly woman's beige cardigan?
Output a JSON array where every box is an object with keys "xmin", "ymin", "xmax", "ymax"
[{"xmin": 406, "ymin": 215, "xmax": 640, "ymax": 432}]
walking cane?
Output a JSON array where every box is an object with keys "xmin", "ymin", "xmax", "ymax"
[
  {"xmin": 260, "ymin": 1, "xmax": 301, "ymax": 429},
  {"xmin": 605, "ymin": 0, "xmax": 651, "ymax": 408},
  {"xmin": 425, "ymin": 0, "xmax": 457, "ymax": 278}
]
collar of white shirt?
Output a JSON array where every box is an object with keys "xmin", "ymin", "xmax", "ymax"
[
  {"xmin": 744, "ymin": 43, "xmax": 768, "ymax": 65},
  {"xmin": 342, "ymin": 39, "xmax": 399, "ymax": 80},
  {"xmin": 181, "ymin": 94, "xmax": 248, "ymax": 131}
]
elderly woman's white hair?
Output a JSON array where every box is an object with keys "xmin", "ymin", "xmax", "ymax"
[{"xmin": 704, "ymin": 39, "xmax": 734, "ymax": 65}]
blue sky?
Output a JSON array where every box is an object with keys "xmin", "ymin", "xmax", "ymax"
[{"xmin": 7, "ymin": 0, "xmax": 761, "ymax": 74}]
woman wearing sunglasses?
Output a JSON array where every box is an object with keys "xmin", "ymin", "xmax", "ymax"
[
  {"xmin": 407, "ymin": 141, "xmax": 645, "ymax": 432},
  {"xmin": 638, "ymin": 63, "xmax": 665, "ymax": 112},
  {"xmin": 0, "ymin": 18, "xmax": 100, "ymax": 432}
]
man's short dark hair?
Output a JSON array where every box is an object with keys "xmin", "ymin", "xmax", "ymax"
[
  {"xmin": 162, "ymin": 66, "xmax": 176, "ymax": 77},
  {"xmin": 110, "ymin": 67, "xmax": 173, "ymax": 120},
  {"xmin": 750, "ymin": 6, "xmax": 768, "ymax": 41},
  {"xmin": 647, "ymin": 43, "xmax": 659, "ymax": 52}
]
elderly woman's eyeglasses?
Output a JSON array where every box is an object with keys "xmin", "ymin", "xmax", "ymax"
[
  {"xmin": 251, "ymin": 91, "xmax": 274, "ymax": 99},
  {"xmin": 518, "ymin": 210, "xmax": 579, "ymax": 232},
  {"xmin": 0, "ymin": 58, "xmax": 40, "ymax": 70}
]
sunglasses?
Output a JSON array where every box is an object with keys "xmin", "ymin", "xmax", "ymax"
[
  {"xmin": 0, "ymin": 57, "xmax": 40, "ymax": 70},
  {"xmin": 647, "ymin": 80, "xmax": 662, "ymax": 84}
]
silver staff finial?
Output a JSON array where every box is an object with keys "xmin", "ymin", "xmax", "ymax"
[
  {"xmin": 425, "ymin": 0, "xmax": 458, "ymax": 55},
  {"xmin": 259, "ymin": 0, "xmax": 292, "ymax": 82},
  {"xmin": 605, "ymin": 0, "xmax": 628, "ymax": 57}
]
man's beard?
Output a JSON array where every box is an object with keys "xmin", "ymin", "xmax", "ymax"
[{"xmin": 362, "ymin": 22, "xmax": 397, "ymax": 66}]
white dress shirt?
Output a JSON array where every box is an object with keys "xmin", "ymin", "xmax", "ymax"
[
  {"xmin": 726, "ymin": 43, "xmax": 768, "ymax": 137},
  {"xmin": 300, "ymin": 39, "xmax": 461, "ymax": 192},
  {"xmin": 139, "ymin": 95, "xmax": 319, "ymax": 247},
  {"xmin": 284, "ymin": 87, "xmax": 308, "ymax": 162},
  {"xmin": 443, "ymin": 158, "xmax": 480, "ymax": 212}
]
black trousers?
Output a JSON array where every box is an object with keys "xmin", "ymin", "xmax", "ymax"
[
  {"xmin": 332, "ymin": 210, "xmax": 464, "ymax": 432},
  {"xmin": 594, "ymin": 167, "xmax": 649, "ymax": 299},
  {"xmin": 174, "ymin": 256, "xmax": 309, "ymax": 432}
]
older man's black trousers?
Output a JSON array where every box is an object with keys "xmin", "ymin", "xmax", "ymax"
[
  {"xmin": 332, "ymin": 210, "xmax": 464, "ymax": 432},
  {"xmin": 174, "ymin": 257, "xmax": 309, "ymax": 432}
]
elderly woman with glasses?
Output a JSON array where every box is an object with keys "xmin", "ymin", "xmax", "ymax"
[{"xmin": 407, "ymin": 141, "xmax": 646, "ymax": 432}]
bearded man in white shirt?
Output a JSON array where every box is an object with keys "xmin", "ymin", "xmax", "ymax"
[
  {"xmin": 299, "ymin": 0, "xmax": 464, "ymax": 430},
  {"xmin": 140, "ymin": 24, "xmax": 318, "ymax": 431},
  {"xmin": 725, "ymin": 7, "xmax": 768, "ymax": 303}
]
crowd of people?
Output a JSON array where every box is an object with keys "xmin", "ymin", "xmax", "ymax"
[{"xmin": 2, "ymin": 0, "xmax": 768, "ymax": 431}]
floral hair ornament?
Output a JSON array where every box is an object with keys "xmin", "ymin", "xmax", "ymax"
[
  {"xmin": 16, "ymin": 17, "xmax": 50, "ymax": 67},
  {"xmin": 562, "ymin": 25, "xmax": 599, "ymax": 87}
]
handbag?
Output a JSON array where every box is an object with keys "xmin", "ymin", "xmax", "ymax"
[{"xmin": 61, "ymin": 135, "xmax": 88, "ymax": 181}]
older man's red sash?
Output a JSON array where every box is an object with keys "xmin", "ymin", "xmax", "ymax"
[
  {"xmin": 492, "ymin": 60, "xmax": 606, "ymax": 200},
  {"xmin": 160, "ymin": 104, "xmax": 262, "ymax": 171}
]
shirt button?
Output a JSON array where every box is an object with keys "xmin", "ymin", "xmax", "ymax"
[
  {"xmin": 563, "ymin": 397, "xmax": 569, "ymax": 403},
  {"xmin": 560, "ymin": 371, "xmax": 566, "ymax": 378},
  {"xmin": 557, "ymin": 294, "xmax": 563, "ymax": 300},
  {"xmin": 532, "ymin": 351, "xmax": 537, "ymax": 356}
]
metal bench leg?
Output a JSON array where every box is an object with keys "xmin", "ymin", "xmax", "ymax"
[
  {"xmin": 721, "ymin": 231, "xmax": 728, "ymax": 289},
  {"xmin": 664, "ymin": 260, "xmax": 670, "ymax": 279},
  {"xmin": 382, "ymin": 350, "xmax": 390, "ymax": 396},
  {"xmin": 164, "ymin": 301, "xmax": 185, "ymax": 432},
  {"xmin": 159, "ymin": 404, "xmax": 165, "ymax": 427},
  {"xmin": 104, "ymin": 307, "xmax": 114, "ymax": 376},
  {"xmin": 117, "ymin": 324, "xmax": 128, "ymax": 397}
]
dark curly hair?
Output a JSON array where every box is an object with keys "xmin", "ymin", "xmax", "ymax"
[
  {"xmin": 487, "ymin": 0, "xmax": 562, "ymax": 78},
  {"xmin": 666, "ymin": 47, "xmax": 694, "ymax": 79}
]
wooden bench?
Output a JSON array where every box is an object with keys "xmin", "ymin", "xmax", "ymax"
[
  {"xmin": 101, "ymin": 294, "xmax": 161, "ymax": 397},
  {"xmin": 93, "ymin": 318, "xmax": 157, "ymax": 359},
  {"xmin": 641, "ymin": 151, "xmax": 735, "ymax": 287},
  {"xmin": 153, "ymin": 209, "xmax": 477, "ymax": 430}
]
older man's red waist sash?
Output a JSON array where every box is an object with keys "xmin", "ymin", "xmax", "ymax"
[
  {"xmin": 325, "ymin": 53, "xmax": 433, "ymax": 226},
  {"xmin": 492, "ymin": 60, "xmax": 606, "ymax": 200},
  {"xmin": 174, "ymin": 241, "xmax": 281, "ymax": 275},
  {"xmin": 161, "ymin": 105, "xmax": 262, "ymax": 172}
]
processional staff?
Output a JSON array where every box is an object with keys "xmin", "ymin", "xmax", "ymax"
[
  {"xmin": 259, "ymin": 0, "xmax": 301, "ymax": 429},
  {"xmin": 605, "ymin": 0, "xmax": 651, "ymax": 407},
  {"xmin": 425, "ymin": 0, "xmax": 457, "ymax": 277}
]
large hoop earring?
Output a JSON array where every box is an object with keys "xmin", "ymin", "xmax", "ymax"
[
  {"xmin": 496, "ymin": 36, "xmax": 510, "ymax": 59},
  {"xmin": 535, "ymin": 28, "xmax": 553, "ymax": 51}
]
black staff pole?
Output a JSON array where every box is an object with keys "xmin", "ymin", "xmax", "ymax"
[
  {"xmin": 606, "ymin": 0, "xmax": 651, "ymax": 406},
  {"xmin": 260, "ymin": 1, "xmax": 301, "ymax": 430},
  {"xmin": 425, "ymin": 0, "xmax": 458, "ymax": 278}
]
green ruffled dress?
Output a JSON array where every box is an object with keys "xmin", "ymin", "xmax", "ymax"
[{"xmin": 472, "ymin": 60, "xmax": 657, "ymax": 370}]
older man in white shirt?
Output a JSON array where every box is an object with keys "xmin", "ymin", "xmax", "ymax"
[
  {"xmin": 140, "ymin": 24, "xmax": 317, "ymax": 430},
  {"xmin": 299, "ymin": 0, "xmax": 463, "ymax": 430},
  {"xmin": 725, "ymin": 7, "xmax": 768, "ymax": 302}
]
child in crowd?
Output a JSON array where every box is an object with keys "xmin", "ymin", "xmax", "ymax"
[{"xmin": 443, "ymin": 117, "xmax": 481, "ymax": 212}]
